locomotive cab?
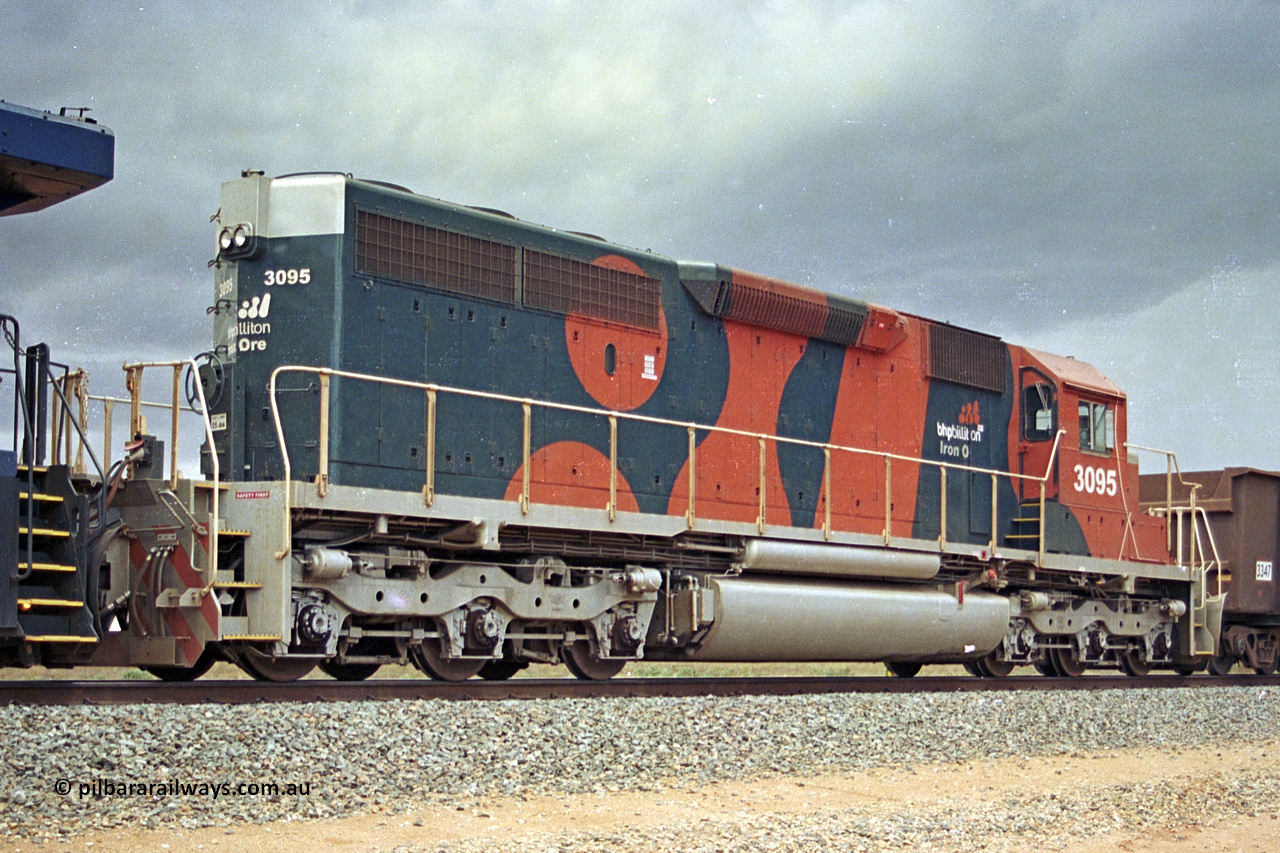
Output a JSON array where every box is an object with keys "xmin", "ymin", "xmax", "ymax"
[{"xmin": 1012, "ymin": 348, "xmax": 1167, "ymax": 562}]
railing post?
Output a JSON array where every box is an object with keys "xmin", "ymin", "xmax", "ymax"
[
  {"xmin": 607, "ymin": 414, "xmax": 617, "ymax": 522},
  {"xmin": 126, "ymin": 365, "xmax": 143, "ymax": 440},
  {"xmin": 169, "ymin": 364, "xmax": 181, "ymax": 489},
  {"xmin": 686, "ymin": 425, "xmax": 696, "ymax": 528},
  {"xmin": 102, "ymin": 399, "xmax": 114, "ymax": 471},
  {"xmin": 521, "ymin": 401, "xmax": 531, "ymax": 514},
  {"xmin": 1038, "ymin": 481, "xmax": 1047, "ymax": 567},
  {"xmin": 990, "ymin": 473, "xmax": 999, "ymax": 556},
  {"xmin": 884, "ymin": 456, "xmax": 892, "ymax": 545},
  {"xmin": 938, "ymin": 466, "xmax": 948, "ymax": 549},
  {"xmin": 822, "ymin": 447, "xmax": 832, "ymax": 540},
  {"xmin": 423, "ymin": 387, "xmax": 436, "ymax": 507},
  {"xmin": 316, "ymin": 372, "xmax": 331, "ymax": 497},
  {"xmin": 756, "ymin": 436, "xmax": 767, "ymax": 534}
]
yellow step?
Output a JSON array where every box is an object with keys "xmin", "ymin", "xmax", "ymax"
[
  {"xmin": 222, "ymin": 634, "xmax": 282, "ymax": 642},
  {"xmin": 18, "ymin": 526, "xmax": 70, "ymax": 538},
  {"xmin": 18, "ymin": 598, "xmax": 84, "ymax": 610},
  {"xmin": 23, "ymin": 635, "xmax": 98, "ymax": 644},
  {"xmin": 20, "ymin": 562, "xmax": 77, "ymax": 574},
  {"xmin": 18, "ymin": 492, "xmax": 63, "ymax": 503},
  {"xmin": 213, "ymin": 582, "xmax": 263, "ymax": 590}
]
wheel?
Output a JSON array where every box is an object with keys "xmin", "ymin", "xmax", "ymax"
[
  {"xmin": 562, "ymin": 641, "xmax": 626, "ymax": 680},
  {"xmin": 1049, "ymin": 647, "xmax": 1087, "ymax": 677},
  {"xmin": 142, "ymin": 647, "xmax": 218, "ymax": 682},
  {"xmin": 1034, "ymin": 657, "xmax": 1060, "ymax": 677},
  {"xmin": 318, "ymin": 659, "xmax": 382, "ymax": 681},
  {"xmin": 410, "ymin": 639, "xmax": 486, "ymax": 681},
  {"xmin": 963, "ymin": 661, "xmax": 985, "ymax": 677},
  {"xmin": 478, "ymin": 659, "xmax": 528, "ymax": 681},
  {"xmin": 1119, "ymin": 647, "xmax": 1151, "ymax": 677},
  {"xmin": 885, "ymin": 661, "xmax": 922, "ymax": 678},
  {"xmin": 318, "ymin": 637, "xmax": 387, "ymax": 681},
  {"xmin": 1252, "ymin": 655, "xmax": 1277, "ymax": 676},
  {"xmin": 1207, "ymin": 650, "xmax": 1235, "ymax": 677},
  {"xmin": 976, "ymin": 651, "xmax": 1015, "ymax": 678},
  {"xmin": 236, "ymin": 649, "xmax": 317, "ymax": 682}
]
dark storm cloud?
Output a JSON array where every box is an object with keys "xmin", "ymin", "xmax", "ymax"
[{"xmin": 1, "ymin": 1, "xmax": 1278, "ymax": 468}]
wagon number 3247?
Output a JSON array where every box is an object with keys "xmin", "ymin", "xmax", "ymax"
[
  {"xmin": 1073, "ymin": 464, "xmax": 1117, "ymax": 496},
  {"xmin": 264, "ymin": 268, "xmax": 311, "ymax": 286}
]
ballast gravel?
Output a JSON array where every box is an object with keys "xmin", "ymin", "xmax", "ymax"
[{"xmin": 1, "ymin": 685, "xmax": 1278, "ymax": 847}]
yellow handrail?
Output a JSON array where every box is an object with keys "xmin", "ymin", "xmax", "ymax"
[
  {"xmin": 121, "ymin": 358, "xmax": 220, "ymax": 587},
  {"xmin": 268, "ymin": 365, "xmax": 1066, "ymax": 562}
]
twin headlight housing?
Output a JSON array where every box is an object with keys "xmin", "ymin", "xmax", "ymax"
[{"xmin": 217, "ymin": 222, "xmax": 261, "ymax": 259}]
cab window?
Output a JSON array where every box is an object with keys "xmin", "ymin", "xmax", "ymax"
[
  {"xmin": 1078, "ymin": 400, "xmax": 1114, "ymax": 453},
  {"xmin": 1023, "ymin": 383, "xmax": 1056, "ymax": 441}
]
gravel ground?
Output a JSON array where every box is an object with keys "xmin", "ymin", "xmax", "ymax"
[{"xmin": 2, "ymin": 686, "xmax": 1278, "ymax": 846}]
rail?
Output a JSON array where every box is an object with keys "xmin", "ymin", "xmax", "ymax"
[
  {"xmin": 121, "ymin": 359, "xmax": 221, "ymax": 586},
  {"xmin": 1126, "ymin": 442, "xmax": 1224, "ymax": 596},
  {"xmin": 268, "ymin": 365, "xmax": 1066, "ymax": 563}
]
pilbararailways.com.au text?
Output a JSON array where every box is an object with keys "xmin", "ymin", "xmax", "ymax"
[{"xmin": 54, "ymin": 778, "xmax": 311, "ymax": 801}]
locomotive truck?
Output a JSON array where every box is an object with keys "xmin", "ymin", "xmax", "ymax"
[{"xmin": 4, "ymin": 170, "xmax": 1275, "ymax": 681}]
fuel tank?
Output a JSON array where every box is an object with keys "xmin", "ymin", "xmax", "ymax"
[{"xmin": 677, "ymin": 576, "xmax": 1009, "ymax": 662}]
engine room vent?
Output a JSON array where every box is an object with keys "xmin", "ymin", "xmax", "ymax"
[
  {"xmin": 927, "ymin": 322, "xmax": 1006, "ymax": 394},
  {"xmin": 355, "ymin": 209, "xmax": 517, "ymax": 303},
  {"xmin": 680, "ymin": 267, "xmax": 870, "ymax": 347},
  {"xmin": 523, "ymin": 249, "xmax": 660, "ymax": 331}
]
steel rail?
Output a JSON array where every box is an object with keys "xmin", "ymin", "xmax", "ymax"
[{"xmin": 3, "ymin": 673, "xmax": 1278, "ymax": 707}]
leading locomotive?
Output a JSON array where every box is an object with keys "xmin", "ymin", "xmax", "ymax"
[{"xmin": 5, "ymin": 170, "xmax": 1275, "ymax": 681}]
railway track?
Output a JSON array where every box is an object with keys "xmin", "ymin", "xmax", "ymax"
[{"xmin": 4, "ymin": 672, "xmax": 1279, "ymax": 706}]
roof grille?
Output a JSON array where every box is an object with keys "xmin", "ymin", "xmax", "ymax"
[
  {"xmin": 927, "ymin": 323, "xmax": 1006, "ymax": 393},
  {"xmin": 355, "ymin": 209, "xmax": 517, "ymax": 303},
  {"xmin": 523, "ymin": 249, "xmax": 660, "ymax": 330}
]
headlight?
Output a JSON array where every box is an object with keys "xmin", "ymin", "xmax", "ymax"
[
  {"xmin": 232, "ymin": 224, "xmax": 251, "ymax": 248},
  {"xmin": 218, "ymin": 228, "xmax": 234, "ymax": 251}
]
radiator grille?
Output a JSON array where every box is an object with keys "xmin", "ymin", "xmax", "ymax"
[
  {"xmin": 523, "ymin": 249, "xmax": 660, "ymax": 330},
  {"xmin": 927, "ymin": 323, "xmax": 1006, "ymax": 393},
  {"xmin": 355, "ymin": 210, "xmax": 517, "ymax": 303}
]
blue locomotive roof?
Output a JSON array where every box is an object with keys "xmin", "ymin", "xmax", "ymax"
[{"xmin": 0, "ymin": 99, "xmax": 114, "ymax": 216}]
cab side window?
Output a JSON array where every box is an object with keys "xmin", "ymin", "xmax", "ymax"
[
  {"xmin": 1023, "ymin": 383, "xmax": 1055, "ymax": 441},
  {"xmin": 1078, "ymin": 400, "xmax": 1114, "ymax": 453}
]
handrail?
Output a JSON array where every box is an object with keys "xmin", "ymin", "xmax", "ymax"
[
  {"xmin": 121, "ymin": 359, "xmax": 220, "ymax": 587},
  {"xmin": 268, "ymin": 365, "xmax": 1066, "ymax": 563},
  {"xmin": 81, "ymin": 393, "xmax": 181, "ymax": 475},
  {"xmin": 1126, "ymin": 442, "xmax": 1208, "ymax": 554}
]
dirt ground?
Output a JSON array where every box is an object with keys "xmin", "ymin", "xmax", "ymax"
[{"xmin": 13, "ymin": 740, "xmax": 1278, "ymax": 853}]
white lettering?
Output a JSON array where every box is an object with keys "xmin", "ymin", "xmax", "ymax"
[{"xmin": 264, "ymin": 268, "xmax": 311, "ymax": 286}]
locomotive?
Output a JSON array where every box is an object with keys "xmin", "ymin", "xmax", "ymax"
[{"xmin": 3, "ymin": 169, "xmax": 1276, "ymax": 681}]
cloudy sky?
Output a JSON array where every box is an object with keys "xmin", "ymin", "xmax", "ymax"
[{"xmin": 2, "ymin": 1, "xmax": 1278, "ymax": 472}]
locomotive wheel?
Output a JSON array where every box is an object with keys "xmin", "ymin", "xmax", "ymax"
[
  {"xmin": 142, "ymin": 647, "xmax": 218, "ymax": 682},
  {"xmin": 1033, "ymin": 657, "xmax": 1060, "ymax": 677},
  {"xmin": 318, "ymin": 637, "xmax": 386, "ymax": 681},
  {"xmin": 1049, "ymin": 647, "xmax": 1087, "ymax": 678},
  {"xmin": 410, "ymin": 640, "xmax": 486, "ymax": 682},
  {"xmin": 1119, "ymin": 647, "xmax": 1151, "ymax": 677},
  {"xmin": 1207, "ymin": 651, "xmax": 1235, "ymax": 677},
  {"xmin": 478, "ymin": 659, "xmax": 528, "ymax": 681},
  {"xmin": 885, "ymin": 661, "xmax": 922, "ymax": 678},
  {"xmin": 963, "ymin": 661, "xmax": 985, "ymax": 677},
  {"xmin": 562, "ymin": 641, "xmax": 626, "ymax": 680},
  {"xmin": 318, "ymin": 659, "xmax": 382, "ymax": 681},
  {"xmin": 237, "ymin": 649, "xmax": 317, "ymax": 682},
  {"xmin": 1252, "ymin": 656, "xmax": 1278, "ymax": 676},
  {"xmin": 975, "ymin": 651, "xmax": 1015, "ymax": 678}
]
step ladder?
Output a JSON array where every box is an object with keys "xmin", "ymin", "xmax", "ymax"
[
  {"xmin": 3, "ymin": 462, "xmax": 98, "ymax": 662},
  {"xmin": 1005, "ymin": 500, "xmax": 1043, "ymax": 551}
]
